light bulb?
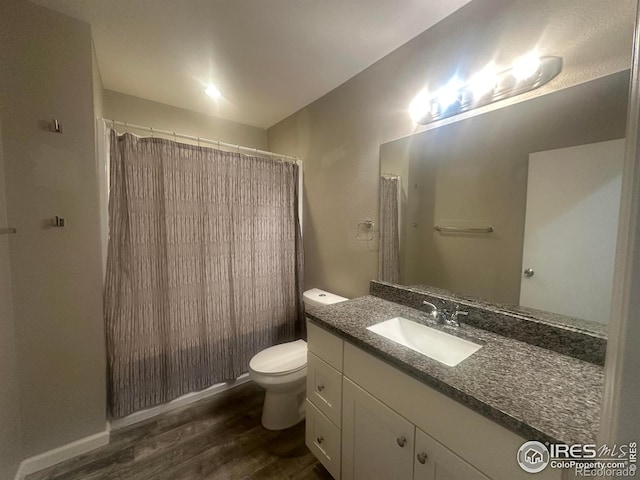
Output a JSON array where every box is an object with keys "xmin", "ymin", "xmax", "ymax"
[
  {"xmin": 409, "ymin": 89, "xmax": 431, "ymax": 123},
  {"xmin": 469, "ymin": 63, "xmax": 497, "ymax": 99},
  {"xmin": 435, "ymin": 79, "xmax": 462, "ymax": 111},
  {"xmin": 205, "ymin": 84, "xmax": 222, "ymax": 99},
  {"xmin": 512, "ymin": 53, "xmax": 541, "ymax": 81},
  {"xmin": 430, "ymin": 101, "xmax": 441, "ymax": 117}
]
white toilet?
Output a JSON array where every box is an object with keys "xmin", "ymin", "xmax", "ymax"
[{"xmin": 249, "ymin": 288, "xmax": 348, "ymax": 430}]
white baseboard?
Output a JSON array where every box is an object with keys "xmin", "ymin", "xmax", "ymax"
[
  {"xmin": 12, "ymin": 375, "xmax": 252, "ymax": 480},
  {"xmin": 109, "ymin": 373, "xmax": 251, "ymax": 430},
  {"xmin": 14, "ymin": 430, "xmax": 109, "ymax": 480}
]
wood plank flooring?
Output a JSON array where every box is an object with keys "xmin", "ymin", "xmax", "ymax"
[{"xmin": 27, "ymin": 382, "xmax": 332, "ymax": 480}]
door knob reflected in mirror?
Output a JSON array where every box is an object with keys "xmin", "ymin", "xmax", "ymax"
[
  {"xmin": 397, "ymin": 436, "xmax": 407, "ymax": 447},
  {"xmin": 524, "ymin": 268, "xmax": 534, "ymax": 277},
  {"xmin": 417, "ymin": 452, "xmax": 428, "ymax": 464}
]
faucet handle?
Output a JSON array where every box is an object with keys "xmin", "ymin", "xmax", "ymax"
[{"xmin": 450, "ymin": 308, "xmax": 469, "ymax": 326}]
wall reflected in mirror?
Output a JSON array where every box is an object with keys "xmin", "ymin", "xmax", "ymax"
[{"xmin": 379, "ymin": 71, "xmax": 629, "ymax": 324}]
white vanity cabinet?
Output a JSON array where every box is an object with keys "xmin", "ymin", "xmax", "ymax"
[
  {"xmin": 342, "ymin": 377, "xmax": 488, "ymax": 480},
  {"xmin": 305, "ymin": 321, "xmax": 563, "ymax": 480}
]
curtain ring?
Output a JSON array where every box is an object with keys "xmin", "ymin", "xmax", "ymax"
[
  {"xmin": 197, "ymin": 137, "xmax": 200, "ymax": 147},
  {"xmin": 150, "ymin": 127, "xmax": 154, "ymax": 137},
  {"xmin": 236, "ymin": 144, "xmax": 240, "ymax": 154},
  {"xmin": 125, "ymin": 121, "xmax": 129, "ymax": 133},
  {"xmin": 173, "ymin": 131, "xmax": 177, "ymax": 142}
]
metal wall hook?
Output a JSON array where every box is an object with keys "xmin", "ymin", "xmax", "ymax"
[
  {"xmin": 51, "ymin": 216, "xmax": 65, "ymax": 227},
  {"xmin": 49, "ymin": 119, "xmax": 63, "ymax": 133}
]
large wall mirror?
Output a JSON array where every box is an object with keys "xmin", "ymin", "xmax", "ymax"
[{"xmin": 379, "ymin": 71, "xmax": 629, "ymax": 325}]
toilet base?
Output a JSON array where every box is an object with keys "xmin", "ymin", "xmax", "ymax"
[{"xmin": 261, "ymin": 385, "xmax": 306, "ymax": 430}]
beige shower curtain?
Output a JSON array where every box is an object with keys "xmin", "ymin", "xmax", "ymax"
[
  {"xmin": 378, "ymin": 176, "xmax": 400, "ymax": 283},
  {"xmin": 104, "ymin": 132, "xmax": 303, "ymax": 418}
]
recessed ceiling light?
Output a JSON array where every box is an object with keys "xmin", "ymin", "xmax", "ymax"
[{"xmin": 205, "ymin": 84, "xmax": 222, "ymax": 99}]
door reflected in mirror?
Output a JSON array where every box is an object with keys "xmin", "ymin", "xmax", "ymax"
[{"xmin": 379, "ymin": 71, "xmax": 629, "ymax": 324}]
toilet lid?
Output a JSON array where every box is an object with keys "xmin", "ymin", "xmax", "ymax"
[{"xmin": 249, "ymin": 339, "xmax": 307, "ymax": 375}]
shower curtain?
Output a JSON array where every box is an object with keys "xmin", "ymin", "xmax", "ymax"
[
  {"xmin": 104, "ymin": 132, "xmax": 304, "ymax": 418},
  {"xmin": 378, "ymin": 176, "xmax": 400, "ymax": 283}
]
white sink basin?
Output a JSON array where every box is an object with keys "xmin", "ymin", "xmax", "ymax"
[{"xmin": 366, "ymin": 317, "xmax": 482, "ymax": 367}]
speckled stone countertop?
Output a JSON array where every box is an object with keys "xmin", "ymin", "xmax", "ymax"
[
  {"xmin": 306, "ymin": 295, "xmax": 604, "ymax": 445},
  {"xmin": 371, "ymin": 281, "xmax": 607, "ymax": 366}
]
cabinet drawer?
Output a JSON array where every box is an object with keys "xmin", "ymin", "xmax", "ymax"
[
  {"xmin": 306, "ymin": 400, "xmax": 341, "ymax": 479},
  {"xmin": 307, "ymin": 352, "xmax": 342, "ymax": 426},
  {"xmin": 307, "ymin": 320, "xmax": 344, "ymax": 371}
]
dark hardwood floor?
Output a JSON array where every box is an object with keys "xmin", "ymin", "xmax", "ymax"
[{"xmin": 27, "ymin": 382, "xmax": 333, "ymax": 480}]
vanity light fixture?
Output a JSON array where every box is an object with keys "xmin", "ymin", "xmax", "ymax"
[
  {"xmin": 205, "ymin": 84, "xmax": 222, "ymax": 99},
  {"xmin": 409, "ymin": 54, "xmax": 562, "ymax": 124}
]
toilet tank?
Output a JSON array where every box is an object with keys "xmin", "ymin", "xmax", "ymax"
[{"xmin": 303, "ymin": 288, "xmax": 348, "ymax": 308}]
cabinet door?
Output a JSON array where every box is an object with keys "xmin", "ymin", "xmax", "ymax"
[
  {"xmin": 414, "ymin": 428, "xmax": 490, "ymax": 480},
  {"xmin": 342, "ymin": 378, "xmax": 415, "ymax": 480}
]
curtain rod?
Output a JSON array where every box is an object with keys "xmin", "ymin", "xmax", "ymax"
[{"xmin": 106, "ymin": 119, "xmax": 300, "ymax": 163}]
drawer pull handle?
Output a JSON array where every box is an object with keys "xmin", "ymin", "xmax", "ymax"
[
  {"xmin": 397, "ymin": 436, "xmax": 407, "ymax": 448},
  {"xmin": 317, "ymin": 384, "xmax": 325, "ymax": 392},
  {"xmin": 316, "ymin": 436, "xmax": 324, "ymax": 444},
  {"xmin": 417, "ymin": 452, "xmax": 428, "ymax": 464}
]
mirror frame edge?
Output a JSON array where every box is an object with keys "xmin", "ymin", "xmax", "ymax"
[{"xmin": 599, "ymin": 0, "xmax": 640, "ymax": 447}]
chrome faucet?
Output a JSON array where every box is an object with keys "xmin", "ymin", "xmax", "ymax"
[
  {"xmin": 422, "ymin": 301, "xmax": 468, "ymax": 327},
  {"xmin": 421, "ymin": 301, "xmax": 439, "ymax": 320}
]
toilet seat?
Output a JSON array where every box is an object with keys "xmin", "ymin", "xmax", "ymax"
[{"xmin": 249, "ymin": 339, "xmax": 307, "ymax": 376}]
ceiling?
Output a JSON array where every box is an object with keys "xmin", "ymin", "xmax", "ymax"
[{"xmin": 30, "ymin": 0, "xmax": 472, "ymax": 129}]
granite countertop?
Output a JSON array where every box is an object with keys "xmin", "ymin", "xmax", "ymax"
[
  {"xmin": 408, "ymin": 283, "xmax": 608, "ymax": 338},
  {"xmin": 306, "ymin": 295, "xmax": 604, "ymax": 445}
]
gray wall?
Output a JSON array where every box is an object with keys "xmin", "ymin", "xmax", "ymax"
[
  {"xmin": 267, "ymin": 0, "xmax": 635, "ymax": 299},
  {"xmin": 0, "ymin": 125, "xmax": 23, "ymax": 480},
  {"xmin": 104, "ymin": 90, "xmax": 268, "ymax": 150},
  {"xmin": 0, "ymin": 0, "xmax": 106, "ymax": 458}
]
